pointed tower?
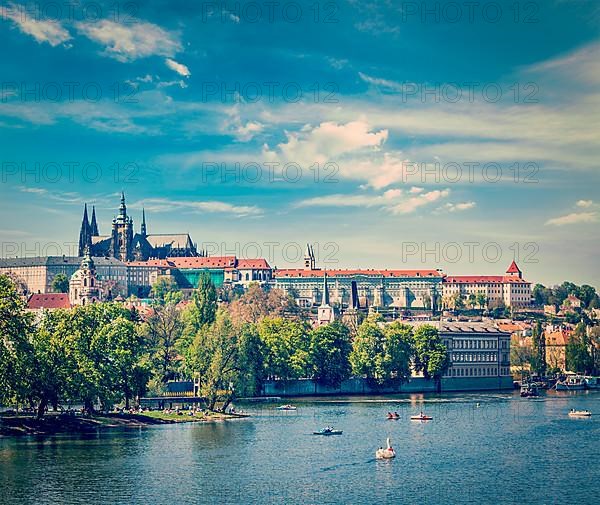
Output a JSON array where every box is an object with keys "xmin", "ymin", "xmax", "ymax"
[
  {"xmin": 111, "ymin": 193, "xmax": 134, "ymax": 261},
  {"xmin": 140, "ymin": 208, "xmax": 147, "ymax": 236},
  {"xmin": 69, "ymin": 245, "xmax": 101, "ymax": 306},
  {"xmin": 506, "ymin": 260, "xmax": 522, "ymax": 279},
  {"xmin": 90, "ymin": 206, "xmax": 99, "ymax": 236},
  {"xmin": 317, "ymin": 272, "xmax": 335, "ymax": 326},
  {"xmin": 78, "ymin": 203, "xmax": 91, "ymax": 257},
  {"xmin": 304, "ymin": 243, "xmax": 316, "ymax": 270}
]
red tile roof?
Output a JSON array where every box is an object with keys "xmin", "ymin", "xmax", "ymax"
[
  {"xmin": 167, "ymin": 256, "xmax": 237, "ymax": 268},
  {"xmin": 237, "ymin": 258, "xmax": 271, "ymax": 269},
  {"xmin": 545, "ymin": 329, "xmax": 571, "ymax": 346},
  {"xmin": 443, "ymin": 275, "xmax": 529, "ymax": 284},
  {"xmin": 27, "ymin": 293, "xmax": 71, "ymax": 310},
  {"xmin": 273, "ymin": 268, "xmax": 442, "ymax": 278},
  {"xmin": 126, "ymin": 260, "xmax": 173, "ymax": 268},
  {"xmin": 506, "ymin": 260, "xmax": 521, "ymax": 274}
]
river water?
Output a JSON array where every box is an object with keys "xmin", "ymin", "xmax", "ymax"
[{"xmin": 1, "ymin": 390, "xmax": 599, "ymax": 505}]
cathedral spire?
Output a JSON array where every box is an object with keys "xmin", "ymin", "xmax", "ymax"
[
  {"xmin": 141, "ymin": 208, "xmax": 147, "ymax": 236},
  {"xmin": 119, "ymin": 191, "xmax": 127, "ymax": 217},
  {"xmin": 90, "ymin": 206, "xmax": 99, "ymax": 236},
  {"xmin": 78, "ymin": 203, "xmax": 90, "ymax": 256}
]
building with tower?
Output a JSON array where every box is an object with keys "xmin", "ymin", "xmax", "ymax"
[
  {"xmin": 77, "ymin": 193, "xmax": 199, "ymax": 261},
  {"xmin": 69, "ymin": 248, "xmax": 102, "ymax": 306},
  {"xmin": 316, "ymin": 273, "xmax": 335, "ymax": 326}
]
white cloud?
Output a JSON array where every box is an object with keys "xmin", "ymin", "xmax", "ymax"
[
  {"xmin": 76, "ymin": 19, "xmax": 181, "ymax": 62},
  {"xmin": 165, "ymin": 58, "xmax": 190, "ymax": 77},
  {"xmin": 440, "ymin": 201, "xmax": 476, "ymax": 212},
  {"xmin": 545, "ymin": 212, "xmax": 598, "ymax": 226},
  {"xmin": 576, "ymin": 199, "xmax": 594, "ymax": 208},
  {"xmin": 132, "ymin": 198, "xmax": 262, "ymax": 217},
  {"xmin": 295, "ymin": 187, "xmax": 451, "ymax": 215},
  {"xmin": 4, "ymin": 3, "xmax": 71, "ymax": 46},
  {"xmin": 265, "ymin": 120, "xmax": 388, "ymax": 166}
]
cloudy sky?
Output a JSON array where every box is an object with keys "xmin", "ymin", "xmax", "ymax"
[{"xmin": 0, "ymin": 0, "xmax": 599, "ymax": 287}]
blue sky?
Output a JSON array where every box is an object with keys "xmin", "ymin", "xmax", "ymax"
[{"xmin": 1, "ymin": 0, "xmax": 599, "ymax": 287}]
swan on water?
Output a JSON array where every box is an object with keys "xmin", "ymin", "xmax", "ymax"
[{"xmin": 375, "ymin": 437, "xmax": 396, "ymax": 459}]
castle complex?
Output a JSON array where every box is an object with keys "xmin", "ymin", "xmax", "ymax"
[
  {"xmin": 77, "ymin": 193, "xmax": 198, "ymax": 261},
  {"xmin": 0, "ymin": 195, "xmax": 533, "ymax": 312}
]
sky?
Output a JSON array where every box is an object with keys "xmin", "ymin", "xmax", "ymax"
[{"xmin": 0, "ymin": 0, "xmax": 599, "ymax": 288}]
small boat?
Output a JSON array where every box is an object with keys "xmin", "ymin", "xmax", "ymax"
[
  {"xmin": 568, "ymin": 409, "xmax": 592, "ymax": 418},
  {"xmin": 556, "ymin": 376, "xmax": 586, "ymax": 391},
  {"xmin": 520, "ymin": 383, "xmax": 540, "ymax": 397},
  {"xmin": 276, "ymin": 404, "xmax": 297, "ymax": 411},
  {"xmin": 386, "ymin": 412, "xmax": 400, "ymax": 420},
  {"xmin": 313, "ymin": 428, "xmax": 343, "ymax": 436},
  {"xmin": 410, "ymin": 412, "xmax": 433, "ymax": 421},
  {"xmin": 375, "ymin": 437, "xmax": 396, "ymax": 459}
]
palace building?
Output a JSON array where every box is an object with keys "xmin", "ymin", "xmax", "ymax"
[
  {"xmin": 273, "ymin": 245, "xmax": 444, "ymax": 311},
  {"xmin": 78, "ymin": 193, "xmax": 198, "ymax": 261}
]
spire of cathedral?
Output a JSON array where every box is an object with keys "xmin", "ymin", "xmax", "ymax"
[
  {"xmin": 119, "ymin": 192, "xmax": 127, "ymax": 217},
  {"xmin": 141, "ymin": 208, "xmax": 147, "ymax": 236},
  {"xmin": 90, "ymin": 206, "xmax": 99, "ymax": 236},
  {"xmin": 78, "ymin": 203, "xmax": 91, "ymax": 257}
]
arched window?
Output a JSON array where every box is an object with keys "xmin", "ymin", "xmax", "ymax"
[
  {"xmin": 84, "ymin": 278, "xmax": 87, "ymax": 287},
  {"xmin": 245, "ymin": 273, "xmax": 249, "ymax": 281},
  {"xmin": 91, "ymin": 278, "xmax": 94, "ymax": 287}
]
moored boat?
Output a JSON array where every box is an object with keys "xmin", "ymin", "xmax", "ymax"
[
  {"xmin": 584, "ymin": 376, "xmax": 600, "ymax": 389},
  {"xmin": 520, "ymin": 383, "xmax": 540, "ymax": 397},
  {"xmin": 386, "ymin": 412, "xmax": 400, "ymax": 420},
  {"xmin": 556, "ymin": 375, "xmax": 586, "ymax": 391}
]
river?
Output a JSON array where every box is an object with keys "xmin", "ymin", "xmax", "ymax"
[{"xmin": 1, "ymin": 390, "xmax": 599, "ymax": 504}]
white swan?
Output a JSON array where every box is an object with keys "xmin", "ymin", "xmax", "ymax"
[{"xmin": 375, "ymin": 437, "xmax": 396, "ymax": 459}]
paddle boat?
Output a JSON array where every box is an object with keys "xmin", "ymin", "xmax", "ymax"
[
  {"xmin": 386, "ymin": 411, "xmax": 400, "ymax": 420},
  {"xmin": 375, "ymin": 438, "xmax": 396, "ymax": 459},
  {"xmin": 276, "ymin": 404, "xmax": 297, "ymax": 411},
  {"xmin": 313, "ymin": 427, "xmax": 343, "ymax": 436},
  {"xmin": 568, "ymin": 409, "xmax": 592, "ymax": 418},
  {"xmin": 410, "ymin": 411, "xmax": 433, "ymax": 421}
]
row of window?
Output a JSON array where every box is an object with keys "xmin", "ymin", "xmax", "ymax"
[
  {"xmin": 448, "ymin": 366, "xmax": 510, "ymax": 377},
  {"xmin": 452, "ymin": 339, "xmax": 497, "ymax": 349},
  {"xmin": 453, "ymin": 352, "xmax": 498, "ymax": 363}
]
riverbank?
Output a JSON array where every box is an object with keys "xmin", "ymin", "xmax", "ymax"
[{"xmin": 0, "ymin": 411, "xmax": 249, "ymax": 437}]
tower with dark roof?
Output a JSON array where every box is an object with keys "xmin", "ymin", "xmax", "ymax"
[
  {"xmin": 304, "ymin": 243, "xmax": 315, "ymax": 270},
  {"xmin": 317, "ymin": 273, "xmax": 335, "ymax": 326},
  {"xmin": 78, "ymin": 203, "xmax": 92, "ymax": 257},
  {"xmin": 140, "ymin": 208, "xmax": 147, "ymax": 237},
  {"xmin": 90, "ymin": 206, "xmax": 99, "ymax": 236}
]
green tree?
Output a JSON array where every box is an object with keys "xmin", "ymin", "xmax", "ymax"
[
  {"xmin": 259, "ymin": 318, "xmax": 309, "ymax": 380},
  {"xmin": 412, "ymin": 325, "xmax": 450, "ymax": 389},
  {"xmin": 191, "ymin": 271, "xmax": 218, "ymax": 329},
  {"xmin": 150, "ymin": 277, "xmax": 181, "ymax": 304},
  {"xmin": 476, "ymin": 293, "xmax": 487, "ymax": 311},
  {"xmin": 235, "ymin": 323, "xmax": 266, "ymax": 397},
  {"xmin": 531, "ymin": 321, "xmax": 546, "ymax": 376},
  {"xmin": 144, "ymin": 302, "xmax": 185, "ymax": 383},
  {"xmin": 349, "ymin": 317, "xmax": 412, "ymax": 385},
  {"xmin": 467, "ymin": 294, "xmax": 477, "ymax": 309},
  {"xmin": 565, "ymin": 322, "xmax": 593, "ymax": 374},
  {"xmin": 307, "ymin": 321, "xmax": 352, "ymax": 387},
  {"xmin": 186, "ymin": 309, "xmax": 240, "ymax": 411},
  {"xmin": 0, "ymin": 275, "xmax": 33, "ymax": 408},
  {"xmin": 51, "ymin": 273, "xmax": 69, "ymax": 293}
]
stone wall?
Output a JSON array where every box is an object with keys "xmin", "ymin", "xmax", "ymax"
[{"xmin": 261, "ymin": 376, "xmax": 513, "ymax": 396}]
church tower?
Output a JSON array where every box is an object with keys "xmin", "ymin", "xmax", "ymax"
[
  {"xmin": 304, "ymin": 243, "xmax": 316, "ymax": 270},
  {"xmin": 111, "ymin": 192, "xmax": 134, "ymax": 261},
  {"xmin": 69, "ymin": 246, "xmax": 101, "ymax": 306},
  {"xmin": 78, "ymin": 203, "xmax": 91, "ymax": 257},
  {"xmin": 317, "ymin": 273, "xmax": 335, "ymax": 326}
]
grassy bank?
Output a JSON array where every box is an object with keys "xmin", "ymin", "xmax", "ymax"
[{"xmin": 0, "ymin": 410, "xmax": 249, "ymax": 437}]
